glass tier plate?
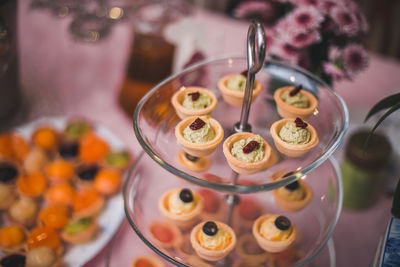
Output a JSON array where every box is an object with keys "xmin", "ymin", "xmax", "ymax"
[
  {"xmin": 120, "ymin": 152, "xmax": 342, "ymax": 266},
  {"xmin": 133, "ymin": 56, "xmax": 348, "ymax": 193}
]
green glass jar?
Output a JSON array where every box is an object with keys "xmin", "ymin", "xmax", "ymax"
[{"xmin": 341, "ymin": 130, "xmax": 392, "ymax": 210}]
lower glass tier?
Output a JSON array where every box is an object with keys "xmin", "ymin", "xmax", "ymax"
[{"xmin": 121, "ymin": 152, "xmax": 342, "ymax": 266}]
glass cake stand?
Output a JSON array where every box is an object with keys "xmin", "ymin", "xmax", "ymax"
[
  {"xmin": 116, "ymin": 151, "xmax": 342, "ymax": 266},
  {"xmin": 133, "ymin": 55, "xmax": 348, "ymax": 193}
]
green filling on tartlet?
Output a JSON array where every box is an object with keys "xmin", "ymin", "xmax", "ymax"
[
  {"xmin": 226, "ymin": 75, "xmax": 255, "ymax": 92},
  {"xmin": 231, "ymin": 135, "xmax": 264, "ymax": 163},
  {"xmin": 183, "ymin": 121, "xmax": 215, "ymax": 143},
  {"xmin": 105, "ymin": 151, "xmax": 130, "ymax": 168},
  {"xmin": 279, "ymin": 122, "xmax": 310, "ymax": 145},
  {"xmin": 182, "ymin": 92, "xmax": 211, "ymax": 110},
  {"xmin": 281, "ymin": 90, "xmax": 309, "ymax": 108},
  {"xmin": 64, "ymin": 217, "xmax": 92, "ymax": 235},
  {"xmin": 65, "ymin": 121, "xmax": 91, "ymax": 140}
]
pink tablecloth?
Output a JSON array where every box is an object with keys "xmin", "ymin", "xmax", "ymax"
[{"xmin": 18, "ymin": 1, "xmax": 400, "ymax": 266}]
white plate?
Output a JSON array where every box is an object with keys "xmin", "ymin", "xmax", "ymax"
[{"xmin": 5, "ymin": 117, "xmax": 126, "ymax": 267}]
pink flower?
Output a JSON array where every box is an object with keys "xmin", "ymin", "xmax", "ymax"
[
  {"xmin": 234, "ymin": 1, "xmax": 277, "ymax": 23},
  {"xmin": 328, "ymin": 46, "xmax": 342, "ymax": 61},
  {"xmin": 318, "ymin": 0, "xmax": 337, "ymax": 14},
  {"xmin": 287, "ymin": 30, "xmax": 321, "ymax": 48},
  {"xmin": 342, "ymin": 44, "xmax": 368, "ymax": 76},
  {"xmin": 298, "ymin": 0, "xmax": 318, "ymax": 6},
  {"xmin": 271, "ymin": 41, "xmax": 300, "ymax": 64},
  {"xmin": 286, "ymin": 7, "xmax": 324, "ymax": 31},
  {"xmin": 330, "ymin": 6, "xmax": 359, "ymax": 36},
  {"xmin": 323, "ymin": 62, "xmax": 347, "ymax": 80}
]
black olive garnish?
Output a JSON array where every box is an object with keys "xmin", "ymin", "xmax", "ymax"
[
  {"xmin": 77, "ymin": 165, "xmax": 99, "ymax": 181},
  {"xmin": 274, "ymin": 216, "xmax": 291, "ymax": 231},
  {"xmin": 179, "ymin": 188, "xmax": 193, "ymax": 203},
  {"xmin": 202, "ymin": 221, "xmax": 218, "ymax": 236},
  {"xmin": 0, "ymin": 162, "xmax": 18, "ymax": 183},
  {"xmin": 59, "ymin": 142, "xmax": 79, "ymax": 159},
  {"xmin": 0, "ymin": 253, "xmax": 26, "ymax": 267}
]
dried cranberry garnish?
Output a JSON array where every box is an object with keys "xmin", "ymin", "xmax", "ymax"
[
  {"xmin": 295, "ymin": 117, "xmax": 308, "ymax": 129},
  {"xmin": 289, "ymin": 84, "xmax": 302, "ymax": 96},
  {"xmin": 188, "ymin": 92, "xmax": 200, "ymax": 101},
  {"xmin": 240, "ymin": 69, "xmax": 248, "ymax": 77},
  {"xmin": 242, "ymin": 140, "xmax": 260, "ymax": 154},
  {"xmin": 189, "ymin": 118, "xmax": 206, "ymax": 130}
]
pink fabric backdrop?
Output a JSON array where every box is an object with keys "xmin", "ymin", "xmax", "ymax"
[{"xmin": 17, "ymin": 1, "xmax": 400, "ymax": 266}]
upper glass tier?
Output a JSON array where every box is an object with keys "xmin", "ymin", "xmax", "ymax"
[{"xmin": 133, "ymin": 56, "xmax": 348, "ymax": 193}]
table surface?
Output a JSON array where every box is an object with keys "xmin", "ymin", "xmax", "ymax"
[{"xmin": 17, "ymin": 1, "xmax": 400, "ymax": 266}]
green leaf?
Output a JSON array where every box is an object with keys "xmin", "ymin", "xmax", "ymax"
[
  {"xmin": 364, "ymin": 93, "xmax": 400, "ymax": 122},
  {"xmin": 363, "ymin": 102, "xmax": 400, "ymax": 150}
]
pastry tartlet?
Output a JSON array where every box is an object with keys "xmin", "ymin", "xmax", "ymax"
[
  {"xmin": 27, "ymin": 226, "xmax": 64, "ymax": 256},
  {"xmin": 218, "ymin": 73, "xmax": 263, "ymax": 107},
  {"xmin": 270, "ymin": 117, "xmax": 318, "ymax": 157},
  {"xmin": 223, "ymin": 132, "xmax": 274, "ymax": 174},
  {"xmin": 191, "ymin": 221, "xmax": 236, "ymax": 261},
  {"xmin": 23, "ymin": 147, "xmax": 48, "ymax": 174},
  {"xmin": 17, "ymin": 172, "xmax": 47, "ymax": 198},
  {"xmin": 171, "ymin": 86, "xmax": 218, "ymax": 119},
  {"xmin": 159, "ymin": 188, "xmax": 203, "ymax": 228},
  {"xmin": 0, "ymin": 225, "xmax": 27, "ymax": 252},
  {"xmin": 149, "ymin": 220, "xmax": 182, "ymax": 249},
  {"xmin": 175, "ymin": 116, "xmax": 224, "ymax": 158},
  {"xmin": 273, "ymin": 179, "xmax": 313, "ymax": 212},
  {"xmin": 274, "ymin": 85, "xmax": 318, "ymax": 120},
  {"xmin": 61, "ymin": 217, "xmax": 98, "ymax": 245},
  {"xmin": 176, "ymin": 150, "xmax": 210, "ymax": 172},
  {"xmin": 38, "ymin": 204, "xmax": 70, "ymax": 231},
  {"xmin": 252, "ymin": 214, "xmax": 296, "ymax": 253},
  {"xmin": 26, "ymin": 246, "xmax": 60, "ymax": 267},
  {"xmin": 73, "ymin": 187, "xmax": 105, "ymax": 218},
  {"xmin": 131, "ymin": 255, "xmax": 166, "ymax": 267},
  {"xmin": 7, "ymin": 196, "xmax": 39, "ymax": 227}
]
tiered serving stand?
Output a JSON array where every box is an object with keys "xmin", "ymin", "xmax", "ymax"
[{"xmin": 108, "ymin": 22, "xmax": 348, "ymax": 266}]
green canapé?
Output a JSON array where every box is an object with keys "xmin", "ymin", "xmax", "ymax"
[
  {"xmin": 183, "ymin": 120, "xmax": 215, "ymax": 143},
  {"xmin": 279, "ymin": 122, "xmax": 311, "ymax": 145},
  {"xmin": 182, "ymin": 92, "xmax": 211, "ymax": 110},
  {"xmin": 281, "ymin": 90, "xmax": 309, "ymax": 108},
  {"xmin": 231, "ymin": 134, "xmax": 264, "ymax": 163},
  {"xmin": 64, "ymin": 217, "xmax": 92, "ymax": 235}
]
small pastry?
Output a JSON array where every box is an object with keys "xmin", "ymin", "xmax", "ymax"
[
  {"xmin": 270, "ymin": 117, "xmax": 318, "ymax": 157},
  {"xmin": 58, "ymin": 141, "xmax": 79, "ymax": 161},
  {"xmin": 44, "ymin": 183, "xmax": 76, "ymax": 207},
  {"xmin": 131, "ymin": 255, "xmax": 165, "ymax": 267},
  {"xmin": 75, "ymin": 164, "xmax": 99, "ymax": 187},
  {"xmin": 190, "ymin": 221, "xmax": 236, "ymax": 261},
  {"xmin": 158, "ymin": 188, "xmax": 203, "ymax": 228},
  {"xmin": 252, "ymin": 214, "xmax": 296, "ymax": 253},
  {"xmin": 175, "ymin": 116, "xmax": 224, "ymax": 158},
  {"xmin": 0, "ymin": 183, "xmax": 16, "ymax": 210},
  {"xmin": 7, "ymin": 196, "xmax": 39, "ymax": 227},
  {"xmin": 79, "ymin": 133, "xmax": 110, "ymax": 164},
  {"xmin": 104, "ymin": 150, "xmax": 132, "ymax": 170},
  {"xmin": 26, "ymin": 246, "xmax": 59, "ymax": 267},
  {"xmin": 45, "ymin": 159, "xmax": 75, "ymax": 184},
  {"xmin": 176, "ymin": 150, "xmax": 210, "ymax": 172},
  {"xmin": 93, "ymin": 168, "xmax": 122, "ymax": 196},
  {"xmin": 235, "ymin": 234, "xmax": 267, "ymax": 263},
  {"xmin": 61, "ymin": 217, "xmax": 98, "ymax": 245},
  {"xmin": 0, "ymin": 225, "xmax": 27, "ymax": 252},
  {"xmin": 0, "ymin": 253, "xmax": 26, "ymax": 267},
  {"xmin": 23, "ymin": 147, "xmax": 48, "ymax": 174},
  {"xmin": 197, "ymin": 189, "xmax": 223, "ymax": 221},
  {"xmin": 171, "ymin": 86, "xmax": 218, "ymax": 119},
  {"xmin": 73, "ymin": 187, "xmax": 105, "ymax": 217},
  {"xmin": 38, "ymin": 205, "xmax": 70, "ymax": 231},
  {"xmin": 0, "ymin": 132, "xmax": 30, "ymax": 162},
  {"xmin": 32, "ymin": 127, "xmax": 59, "ymax": 151},
  {"xmin": 218, "ymin": 73, "xmax": 263, "ymax": 107},
  {"xmin": 17, "ymin": 173, "xmax": 47, "ymax": 198},
  {"xmin": 27, "ymin": 226, "xmax": 63, "ymax": 255},
  {"xmin": 273, "ymin": 178, "xmax": 313, "ymax": 212},
  {"xmin": 149, "ymin": 220, "xmax": 182, "ymax": 249},
  {"xmin": 273, "ymin": 85, "xmax": 318, "ymax": 120},
  {"xmin": 64, "ymin": 119, "xmax": 92, "ymax": 141},
  {"xmin": 223, "ymin": 132, "xmax": 273, "ymax": 175}
]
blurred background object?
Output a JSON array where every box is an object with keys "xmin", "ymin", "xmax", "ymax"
[{"xmin": 0, "ymin": 0, "xmax": 22, "ymax": 131}]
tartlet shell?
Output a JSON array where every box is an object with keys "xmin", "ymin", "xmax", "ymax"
[
  {"xmin": 190, "ymin": 221, "xmax": 237, "ymax": 261},
  {"xmin": 222, "ymin": 132, "xmax": 273, "ymax": 175},
  {"xmin": 270, "ymin": 118, "xmax": 319, "ymax": 158},
  {"xmin": 175, "ymin": 116, "xmax": 224, "ymax": 158},
  {"xmin": 176, "ymin": 150, "xmax": 210, "ymax": 173},
  {"xmin": 273, "ymin": 86, "xmax": 318, "ymax": 120},
  {"xmin": 171, "ymin": 86, "xmax": 218, "ymax": 120},
  {"xmin": 273, "ymin": 180, "xmax": 313, "ymax": 212},
  {"xmin": 218, "ymin": 74, "xmax": 263, "ymax": 107},
  {"xmin": 252, "ymin": 214, "xmax": 296, "ymax": 253}
]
